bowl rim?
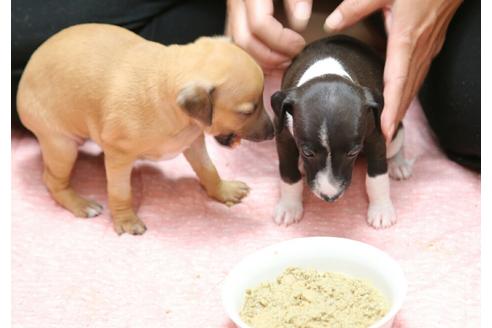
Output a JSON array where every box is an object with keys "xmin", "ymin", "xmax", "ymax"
[{"xmin": 221, "ymin": 236, "xmax": 407, "ymax": 328}]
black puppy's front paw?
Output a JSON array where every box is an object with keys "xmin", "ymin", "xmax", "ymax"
[
  {"xmin": 388, "ymin": 156, "xmax": 414, "ymax": 180},
  {"xmin": 367, "ymin": 201, "xmax": 396, "ymax": 229}
]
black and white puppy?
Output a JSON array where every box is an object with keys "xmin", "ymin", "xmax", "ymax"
[{"xmin": 271, "ymin": 35, "xmax": 412, "ymax": 228}]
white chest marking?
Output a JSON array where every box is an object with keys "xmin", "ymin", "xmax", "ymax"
[{"xmin": 297, "ymin": 57, "xmax": 352, "ymax": 87}]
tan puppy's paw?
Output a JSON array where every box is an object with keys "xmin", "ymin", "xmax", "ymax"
[
  {"xmin": 78, "ymin": 200, "xmax": 104, "ymax": 218},
  {"xmin": 113, "ymin": 214, "xmax": 147, "ymax": 235},
  {"xmin": 210, "ymin": 180, "xmax": 250, "ymax": 207},
  {"xmin": 53, "ymin": 190, "xmax": 103, "ymax": 218}
]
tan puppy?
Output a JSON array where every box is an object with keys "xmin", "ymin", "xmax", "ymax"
[{"xmin": 17, "ymin": 23, "xmax": 274, "ymax": 235}]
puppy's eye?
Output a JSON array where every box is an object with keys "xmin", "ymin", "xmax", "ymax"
[
  {"xmin": 301, "ymin": 145, "xmax": 315, "ymax": 158},
  {"xmin": 238, "ymin": 110, "xmax": 254, "ymax": 117},
  {"xmin": 346, "ymin": 146, "xmax": 362, "ymax": 158},
  {"xmin": 236, "ymin": 103, "xmax": 256, "ymax": 116}
]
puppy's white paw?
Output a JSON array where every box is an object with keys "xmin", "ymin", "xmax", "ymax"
[
  {"xmin": 274, "ymin": 199, "xmax": 304, "ymax": 226},
  {"xmin": 389, "ymin": 157, "xmax": 414, "ymax": 180},
  {"xmin": 85, "ymin": 203, "xmax": 103, "ymax": 218},
  {"xmin": 367, "ymin": 201, "xmax": 397, "ymax": 229},
  {"xmin": 67, "ymin": 197, "xmax": 103, "ymax": 219}
]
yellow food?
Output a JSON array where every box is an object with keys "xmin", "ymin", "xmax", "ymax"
[{"xmin": 240, "ymin": 267, "xmax": 389, "ymax": 328}]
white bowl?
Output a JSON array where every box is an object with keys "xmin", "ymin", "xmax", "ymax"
[{"xmin": 222, "ymin": 237, "xmax": 407, "ymax": 328}]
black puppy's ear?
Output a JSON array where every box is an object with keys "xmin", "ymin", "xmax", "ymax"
[
  {"xmin": 362, "ymin": 87, "xmax": 384, "ymax": 131},
  {"xmin": 271, "ymin": 90, "xmax": 294, "ymax": 134},
  {"xmin": 362, "ymin": 87, "xmax": 384, "ymax": 112},
  {"xmin": 177, "ymin": 81, "xmax": 215, "ymax": 126}
]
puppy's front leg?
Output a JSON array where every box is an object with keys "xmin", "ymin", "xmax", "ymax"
[
  {"xmin": 184, "ymin": 134, "xmax": 249, "ymax": 206},
  {"xmin": 104, "ymin": 151, "xmax": 147, "ymax": 235},
  {"xmin": 365, "ymin": 134, "xmax": 396, "ymax": 228},
  {"xmin": 387, "ymin": 125, "xmax": 413, "ymax": 180},
  {"xmin": 274, "ymin": 128, "xmax": 304, "ymax": 225}
]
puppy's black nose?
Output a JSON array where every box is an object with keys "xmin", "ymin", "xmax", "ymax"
[
  {"xmin": 215, "ymin": 133, "xmax": 235, "ymax": 147},
  {"xmin": 320, "ymin": 192, "xmax": 342, "ymax": 202}
]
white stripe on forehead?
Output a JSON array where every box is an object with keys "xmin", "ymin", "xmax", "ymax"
[
  {"xmin": 319, "ymin": 120, "xmax": 329, "ymax": 149},
  {"xmin": 313, "ymin": 119, "xmax": 341, "ymax": 198},
  {"xmin": 297, "ymin": 57, "xmax": 352, "ymax": 87}
]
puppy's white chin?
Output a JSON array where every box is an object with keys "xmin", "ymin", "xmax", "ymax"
[{"xmin": 312, "ymin": 170, "xmax": 343, "ymax": 201}]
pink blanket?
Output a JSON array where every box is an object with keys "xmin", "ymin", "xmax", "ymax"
[{"xmin": 12, "ymin": 100, "xmax": 480, "ymax": 327}]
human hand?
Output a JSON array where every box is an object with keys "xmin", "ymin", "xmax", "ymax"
[
  {"xmin": 324, "ymin": 0, "xmax": 463, "ymax": 142},
  {"xmin": 226, "ymin": 0, "xmax": 313, "ymax": 73}
]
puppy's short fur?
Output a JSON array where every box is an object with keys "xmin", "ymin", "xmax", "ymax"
[
  {"xmin": 271, "ymin": 36, "xmax": 413, "ymax": 228},
  {"xmin": 17, "ymin": 24, "xmax": 274, "ymax": 235}
]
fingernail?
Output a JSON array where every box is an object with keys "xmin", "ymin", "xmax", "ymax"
[
  {"xmin": 289, "ymin": 2, "xmax": 310, "ymax": 31},
  {"xmin": 294, "ymin": 2, "xmax": 311, "ymax": 21},
  {"xmin": 324, "ymin": 9, "xmax": 343, "ymax": 31}
]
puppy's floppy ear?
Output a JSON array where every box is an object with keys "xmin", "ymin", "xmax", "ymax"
[
  {"xmin": 362, "ymin": 87, "xmax": 384, "ymax": 113},
  {"xmin": 271, "ymin": 90, "xmax": 294, "ymax": 134},
  {"xmin": 362, "ymin": 87, "xmax": 384, "ymax": 131},
  {"xmin": 177, "ymin": 81, "xmax": 215, "ymax": 126}
]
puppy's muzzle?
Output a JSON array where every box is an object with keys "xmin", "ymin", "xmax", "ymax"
[
  {"xmin": 312, "ymin": 181, "xmax": 348, "ymax": 203},
  {"xmin": 319, "ymin": 191, "xmax": 344, "ymax": 202},
  {"xmin": 243, "ymin": 124, "xmax": 274, "ymax": 142},
  {"xmin": 215, "ymin": 133, "xmax": 239, "ymax": 147},
  {"xmin": 242, "ymin": 110, "xmax": 275, "ymax": 142},
  {"xmin": 215, "ymin": 106, "xmax": 274, "ymax": 147}
]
